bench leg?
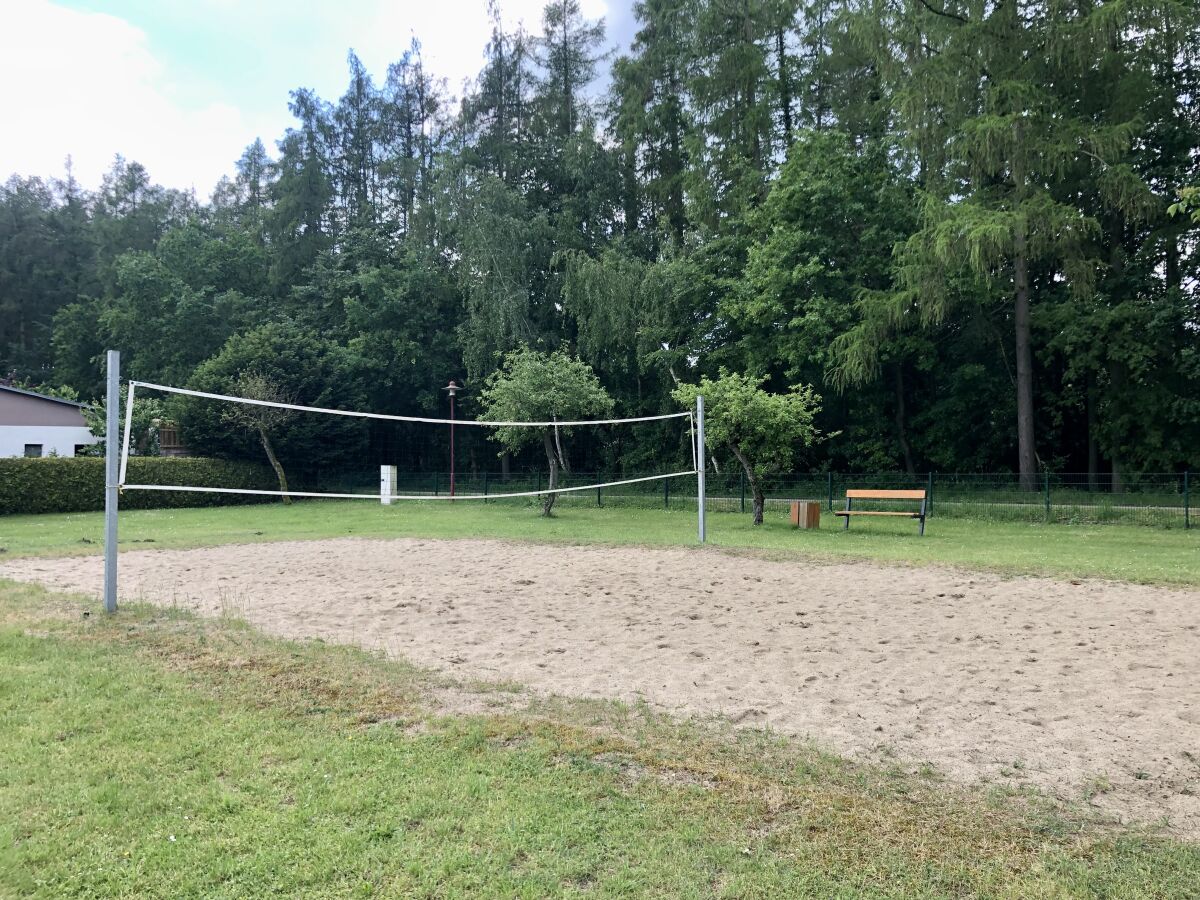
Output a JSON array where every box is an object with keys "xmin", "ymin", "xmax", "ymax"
[{"xmin": 918, "ymin": 515, "xmax": 925, "ymax": 536}]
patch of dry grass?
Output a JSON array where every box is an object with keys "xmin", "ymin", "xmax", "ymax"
[{"xmin": 2, "ymin": 579, "xmax": 1196, "ymax": 896}]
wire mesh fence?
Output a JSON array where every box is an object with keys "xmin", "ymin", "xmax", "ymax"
[{"xmin": 328, "ymin": 469, "xmax": 1193, "ymax": 528}]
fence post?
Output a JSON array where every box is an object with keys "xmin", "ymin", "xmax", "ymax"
[
  {"xmin": 1185, "ymin": 471, "xmax": 1190, "ymax": 530},
  {"xmin": 434, "ymin": 471, "xmax": 439, "ymax": 496},
  {"xmin": 597, "ymin": 482, "xmax": 602, "ymax": 507},
  {"xmin": 740, "ymin": 471, "xmax": 745, "ymax": 513},
  {"xmin": 827, "ymin": 472, "xmax": 834, "ymax": 511},
  {"xmin": 380, "ymin": 465, "xmax": 396, "ymax": 505},
  {"xmin": 483, "ymin": 471, "xmax": 489, "ymax": 502},
  {"xmin": 664, "ymin": 477, "xmax": 670, "ymax": 509},
  {"xmin": 537, "ymin": 470, "xmax": 542, "ymax": 495},
  {"xmin": 1044, "ymin": 470, "xmax": 1051, "ymax": 520},
  {"xmin": 927, "ymin": 471, "xmax": 934, "ymax": 517}
]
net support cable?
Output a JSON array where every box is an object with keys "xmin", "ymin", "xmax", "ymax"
[
  {"xmin": 118, "ymin": 380, "xmax": 136, "ymax": 486},
  {"xmin": 127, "ymin": 381, "xmax": 692, "ymax": 428},
  {"xmin": 122, "ymin": 470, "xmax": 698, "ymax": 502},
  {"xmin": 119, "ymin": 380, "xmax": 699, "ymax": 500}
]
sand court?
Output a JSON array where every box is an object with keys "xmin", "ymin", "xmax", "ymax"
[{"xmin": 4, "ymin": 537, "xmax": 1198, "ymax": 835}]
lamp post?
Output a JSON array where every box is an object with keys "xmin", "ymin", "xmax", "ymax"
[{"xmin": 443, "ymin": 380, "xmax": 461, "ymax": 499}]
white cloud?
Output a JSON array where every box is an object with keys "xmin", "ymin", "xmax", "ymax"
[
  {"xmin": 0, "ymin": 0, "xmax": 259, "ymax": 194},
  {"xmin": 350, "ymin": 0, "xmax": 612, "ymax": 94},
  {"xmin": 0, "ymin": 0, "xmax": 618, "ymax": 196}
]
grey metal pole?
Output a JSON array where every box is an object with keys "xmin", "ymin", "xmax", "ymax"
[
  {"xmin": 696, "ymin": 395, "xmax": 706, "ymax": 543},
  {"xmin": 103, "ymin": 350, "xmax": 119, "ymax": 613}
]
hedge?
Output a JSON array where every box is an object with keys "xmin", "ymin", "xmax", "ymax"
[{"xmin": 0, "ymin": 457, "xmax": 278, "ymax": 515}]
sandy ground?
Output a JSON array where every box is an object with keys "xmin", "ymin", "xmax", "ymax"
[{"xmin": 4, "ymin": 538, "xmax": 1198, "ymax": 836}]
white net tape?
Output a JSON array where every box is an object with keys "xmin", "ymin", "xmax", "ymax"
[{"xmin": 119, "ymin": 381, "xmax": 698, "ymax": 501}]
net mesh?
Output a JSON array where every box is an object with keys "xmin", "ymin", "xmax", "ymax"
[{"xmin": 119, "ymin": 381, "xmax": 698, "ymax": 502}]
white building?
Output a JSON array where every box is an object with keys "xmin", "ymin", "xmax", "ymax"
[{"xmin": 0, "ymin": 385, "xmax": 97, "ymax": 457}]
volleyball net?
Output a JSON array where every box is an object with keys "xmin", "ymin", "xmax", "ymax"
[{"xmin": 118, "ymin": 380, "xmax": 702, "ymax": 503}]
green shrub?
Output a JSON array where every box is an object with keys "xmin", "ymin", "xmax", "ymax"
[{"xmin": 0, "ymin": 457, "xmax": 276, "ymax": 515}]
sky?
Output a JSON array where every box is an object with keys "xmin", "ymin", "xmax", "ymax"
[{"xmin": 0, "ymin": 0, "xmax": 637, "ymax": 196}]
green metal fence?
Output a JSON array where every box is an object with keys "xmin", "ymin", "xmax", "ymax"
[
  {"xmin": 348, "ymin": 472, "xmax": 1190, "ymax": 528},
  {"xmin": 308, "ymin": 468, "xmax": 1193, "ymax": 528}
]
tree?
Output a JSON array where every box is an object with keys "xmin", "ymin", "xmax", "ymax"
[
  {"xmin": 452, "ymin": 176, "xmax": 555, "ymax": 380},
  {"xmin": 478, "ymin": 348, "xmax": 614, "ymax": 516},
  {"xmin": 535, "ymin": 0, "xmax": 608, "ymax": 140},
  {"xmin": 380, "ymin": 39, "xmax": 445, "ymax": 239},
  {"xmin": 2, "ymin": 2, "xmax": 1197, "ymax": 480},
  {"xmin": 267, "ymin": 91, "xmax": 334, "ymax": 293},
  {"xmin": 80, "ymin": 392, "xmax": 168, "ymax": 458},
  {"xmin": 0, "ymin": 177, "xmax": 70, "ymax": 378},
  {"xmin": 1168, "ymin": 187, "xmax": 1200, "ymax": 224},
  {"xmin": 734, "ymin": 131, "xmax": 919, "ymax": 470},
  {"xmin": 180, "ymin": 323, "xmax": 368, "ymax": 481},
  {"xmin": 222, "ymin": 372, "xmax": 299, "ymax": 502},
  {"xmin": 461, "ymin": 3, "xmax": 535, "ymax": 185},
  {"xmin": 686, "ymin": 0, "xmax": 775, "ymax": 227},
  {"xmin": 672, "ymin": 370, "xmax": 822, "ymax": 525},
  {"xmin": 611, "ymin": 0, "xmax": 694, "ymax": 244},
  {"xmin": 844, "ymin": 0, "xmax": 1183, "ymax": 487}
]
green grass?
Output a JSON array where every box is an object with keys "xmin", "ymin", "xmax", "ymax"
[
  {"xmin": 4, "ymin": 499, "xmax": 1199, "ymax": 585},
  {"xmin": 1, "ymin": 581, "xmax": 1196, "ymax": 897}
]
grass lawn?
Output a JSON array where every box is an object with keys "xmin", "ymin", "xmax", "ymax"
[
  {"xmin": 3, "ymin": 499, "xmax": 1198, "ymax": 585},
  {"xmin": 1, "ymin": 580, "xmax": 1197, "ymax": 897}
]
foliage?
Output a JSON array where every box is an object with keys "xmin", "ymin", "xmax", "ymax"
[
  {"xmin": 180, "ymin": 323, "xmax": 368, "ymax": 479},
  {"xmin": 0, "ymin": 457, "xmax": 274, "ymax": 515},
  {"xmin": 479, "ymin": 348, "xmax": 614, "ymax": 450},
  {"xmin": 0, "ymin": 0, "xmax": 1196, "ymax": 483},
  {"xmin": 478, "ymin": 348, "xmax": 613, "ymax": 514},
  {"xmin": 672, "ymin": 370, "xmax": 822, "ymax": 524},
  {"xmin": 81, "ymin": 393, "xmax": 171, "ymax": 457},
  {"xmin": 1167, "ymin": 186, "xmax": 1200, "ymax": 224},
  {"xmin": 221, "ymin": 371, "xmax": 299, "ymax": 500}
]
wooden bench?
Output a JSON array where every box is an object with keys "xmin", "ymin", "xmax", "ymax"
[{"xmin": 834, "ymin": 489, "xmax": 927, "ymax": 535}]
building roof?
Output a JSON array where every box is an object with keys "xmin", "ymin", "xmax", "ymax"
[{"xmin": 0, "ymin": 384, "xmax": 89, "ymax": 409}]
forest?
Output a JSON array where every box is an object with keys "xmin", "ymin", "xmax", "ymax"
[{"xmin": 1, "ymin": 0, "xmax": 1198, "ymax": 484}]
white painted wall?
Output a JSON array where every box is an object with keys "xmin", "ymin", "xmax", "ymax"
[{"xmin": 0, "ymin": 425, "xmax": 97, "ymax": 458}]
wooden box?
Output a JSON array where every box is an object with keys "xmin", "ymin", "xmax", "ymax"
[{"xmin": 790, "ymin": 500, "xmax": 821, "ymax": 529}]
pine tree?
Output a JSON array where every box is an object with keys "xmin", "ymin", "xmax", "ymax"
[
  {"xmin": 611, "ymin": 0, "xmax": 694, "ymax": 244},
  {"xmin": 840, "ymin": 0, "xmax": 1189, "ymax": 486}
]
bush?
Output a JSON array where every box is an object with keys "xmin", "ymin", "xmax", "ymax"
[{"xmin": 0, "ymin": 457, "xmax": 277, "ymax": 515}]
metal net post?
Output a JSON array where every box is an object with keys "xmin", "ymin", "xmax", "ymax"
[
  {"xmin": 103, "ymin": 350, "xmax": 119, "ymax": 613},
  {"xmin": 696, "ymin": 395, "xmax": 706, "ymax": 543}
]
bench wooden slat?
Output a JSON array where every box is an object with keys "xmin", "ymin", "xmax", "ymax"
[
  {"xmin": 839, "ymin": 488, "xmax": 927, "ymax": 535},
  {"xmin": 845, "ymin": 489, "xmax": 927, "ymax": 500},
  {"xmin": 834, "ymin": 510, "xmax": 922, "ymax": 517}
]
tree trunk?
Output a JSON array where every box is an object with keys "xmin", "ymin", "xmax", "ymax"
[
  {"xmin": 1086, "ymin": 375, "xmax": 1098, "ymax": 492},
  {"xmin": 1109, "ymin": 361, "xmax": 1126, "ymax": 494},
  {"xmin": 541, "ymin": 431, "xmax": 559, "ymax": 517},
  {"xmin": 553, "ymin": 419, "xmax": 568, "ymax": 472},
  {"xmin": 729, "ymin": 442, "xmax": 764, "ymax": 525},
  {"xmin": 894, "ymin": 364, "xmax": 916, "ymax": 476},
  {"xmin": 776, "ymin": 27, "xmax": 792, "ymax": 146},
  {"xmin": 258, "ymin": 427, "xmax": 291, "ymax": 505},
  {"xmin": 1013, "ymin": 224, "xmax": 1037, "ymax": 491}
]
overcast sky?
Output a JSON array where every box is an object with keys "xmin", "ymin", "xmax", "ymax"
[{"xmin": 1, "ymin": 0, "xmax": 638, "ymax": 196}]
